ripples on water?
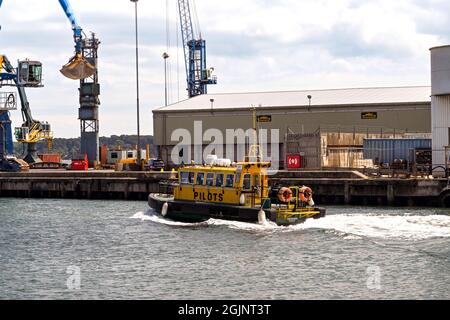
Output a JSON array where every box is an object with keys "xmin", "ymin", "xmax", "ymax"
[
  {"xmin": 132, "ymin": 210, "xmax": 450, "ymax": 240},
  {"xmin": 0, "ymin": 198, "xmax": 449, "ymax": 300}
]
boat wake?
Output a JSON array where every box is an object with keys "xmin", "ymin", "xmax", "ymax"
[
  {"xmin": 287, "ymin": 214, "xmax": 450, "ymax": 240},
  {"xmin": 131, "ymin": 211, "xmax": 450, "ymax": 240},
  {"xmin": 130, "ymin": 211, "xmax": 209, "ymax": 227}
]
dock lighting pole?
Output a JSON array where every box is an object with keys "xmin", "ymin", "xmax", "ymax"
[
  {"xmin": 131, "ymin": 0, "xmax": 141, "ymax": 168},
  {"xmin": 163, "ymin": 52, "xmax": 169, "ymax": 107},
  {"xmin": 307, "ymin": 95, "xmax": 312, "ymax": 111}
]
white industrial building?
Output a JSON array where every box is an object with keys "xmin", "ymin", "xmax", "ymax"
[
  {"xmin": 153, "ymin": 86, "xmax": 431, "ymax": 168},
  {"xmin": 151, "ymin": 43, "xmax": 450, "ymax": 176},
  {"xmin": 431, "ymin": 45, "xmax": 450, "ymax": 175}
]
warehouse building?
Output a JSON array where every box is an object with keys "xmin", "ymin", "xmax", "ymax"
[{"xmin": 153, "ymin": 86, "xmax": 431, "ymax": 169}]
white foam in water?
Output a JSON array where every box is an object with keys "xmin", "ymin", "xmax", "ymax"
[
  {"xmin": 207, "ymin": 218, "xmax": 279, "ymax": 232},
  {"xmin": 288, "ymin": 214, "xmax": 450, "ymax": 240},
  {"xmin": 131, "ymin": 211, "xmax": 450, "ymax": 240},
  {"xmin": 130, "ymin": 211, "xmax": 207, "ymax": 227}
]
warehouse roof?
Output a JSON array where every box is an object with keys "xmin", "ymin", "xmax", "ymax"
[{"xmin": 154, "ymin": 86, "xmax": 431, "ymax": 113}]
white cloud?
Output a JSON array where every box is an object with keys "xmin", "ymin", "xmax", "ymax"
[{"xmin": 0, "ymin": 0, "xmax": 447, "ymax": 138}]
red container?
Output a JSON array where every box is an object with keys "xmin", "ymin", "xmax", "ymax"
[
  {"xmin": 70, "ymin": 154, "xmax": 88, "ymax": 171},
  {"xmin": 38, "ymin": 153, "xmax": 61, "ymax": 164},
  {"xmin": 100, "ymin": 146, "xmax": 108, "ymax": 165},
  {"xmin": 287, "ymin": 155, "xmax": 302, "ymax": 169}
]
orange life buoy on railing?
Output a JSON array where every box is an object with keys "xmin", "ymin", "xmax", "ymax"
[
  {"xmin": 299, "ymin": 186, "xmax": 313, "ymax": 203},
  {"xmin": 278, "ymin": 187, "xmax": 293, "ymax": 203}
]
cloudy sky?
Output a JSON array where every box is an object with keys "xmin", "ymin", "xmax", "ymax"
[{"xmin": 1, "ymin": 0, "xmax": 449, "ymax": 138}]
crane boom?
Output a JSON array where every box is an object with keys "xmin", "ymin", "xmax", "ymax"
[
  {"xmin": 58, "ymin": 0, "xmax": 82, "ymax": 52},
  {"xmin": 177, "ymin": 0, "xmax": 216, "ymax": 98},
  {"xmin": 0, "ymin": 0, "xmax": 93, "ymax": 79},
  {"xmin": 58, "ymin": 0, "xmax": 96, "ymax": 80},
  {"xmin": 178, "ymin": 0, "xmax": 195, "ymax": 88}
]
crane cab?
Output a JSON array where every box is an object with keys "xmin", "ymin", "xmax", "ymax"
[
  {"xmin": 18, "ymin": 60, "xmax": 43, "ymax": 87},
  {"xmin": 14, "ymin": 127, "xmax": 29, "ymax": 142}
]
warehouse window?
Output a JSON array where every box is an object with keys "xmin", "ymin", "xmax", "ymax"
[{"xmin": 111, "ymin": 152, "xmax": 118, "ymax": 159}]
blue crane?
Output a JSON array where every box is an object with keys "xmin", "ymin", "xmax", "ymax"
[
  {"xmin": 1, "ymin": 0, "xmax": 97, "ymax": 170},
  {"xmin": 58, "ymin": 0, "xmax": 101, "ymax": 167},
  {"xmin": 1, "ymin": 55, "xmax": 52, "ymax": 167},
  {"xmin": 177, "ymin": 0, "xmax": 217, "ymax": 98},
  {"xmin": 0, "ymin": 1, "xmax": 52, "ymax": 170}
]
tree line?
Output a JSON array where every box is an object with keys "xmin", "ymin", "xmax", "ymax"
[{"xmin": 14, "ymin": 135, "xmax": 156, "ymax": 160}]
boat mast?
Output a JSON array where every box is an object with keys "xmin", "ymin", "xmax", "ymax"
[{"xmin": 247, "ymin": 105, "xmax": 262, "ymax": 163}]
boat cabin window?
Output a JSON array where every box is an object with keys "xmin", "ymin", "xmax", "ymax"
[
  {"xmin": 189, "ymin": 172, "xmax": 195, "ymax": 184},
  {"xmin": 206, "ymin": 173, "xmax": 215, "ymax": 186},
  {"xmin": 180, "ymin": 172, "xmax": 190, "ymax": 184},
  {"xmin": 196, "ymin": 172, "xmax": 205, "ymax": 185},
  {"xmin": 253, "ymin": 175, "xmax": 261, "ymax": 187},
  {"xmin": 243, "ymin": 174, "xmax": 252, "ymax": 190},
  {"xmin": 216, "ymin": 174, "xmax": 224, "ymax": 187},
  {"xmin": 225, "ymin": 174, "xmax": 235, "ymax": 188}
]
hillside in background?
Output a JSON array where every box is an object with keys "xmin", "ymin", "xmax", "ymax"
[{"xmin": 13, "ymin": 135, "xmax": 156, "ymax": 160}]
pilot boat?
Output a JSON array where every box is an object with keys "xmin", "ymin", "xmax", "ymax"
[
  {"xmin": 148, "ymin": 158, "xmax": 325, "ymax": 226},
  {"xmin": 148, "ymin": 110, "xmax": 326, "ymax": 226}
]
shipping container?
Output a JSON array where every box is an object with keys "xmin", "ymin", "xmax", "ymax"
[
  {"xmin": 99, "ymin": 146, "xmax": 108, "ymax": 165},
  {"xmin": 38, "ymin": 153, "xmax": 61, "ymax": 164},
  {"xmin": 363, "ymin": 138, "xmax": 432, "ymax": 165}
]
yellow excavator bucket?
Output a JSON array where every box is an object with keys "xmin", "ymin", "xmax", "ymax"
[{"xmin": 60, "ymin": 53, "xmax": 96, "ymax": 80}]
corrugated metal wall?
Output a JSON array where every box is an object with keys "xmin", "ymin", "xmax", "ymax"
[
  {"xmin": 432, "ymin": 95, "xmax": 450, "ymax": 168},
  {"xmin": 285, "ymin": 133, "xmax": 321, "ymax": 169},
  {"xmin": 363, "ymin": 139, "xmax": 432, "ymax": 164}
]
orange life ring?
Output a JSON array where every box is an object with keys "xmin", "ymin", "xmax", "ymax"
[
  {"xmin": 278, "ymin": 187, "xmax": 293, "ymax": 203},
  {"xmin": 299, "ymin": 186, "xmax": 313, "ymax": 203}
]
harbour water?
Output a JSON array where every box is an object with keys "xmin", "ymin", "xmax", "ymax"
[{"xmin": 0, "ymin": 198, "xmax": 449, "ymax": 300}]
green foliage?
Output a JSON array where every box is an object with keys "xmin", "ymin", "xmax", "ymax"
[{"xmin": 13, "ymin": 135, "xmax": 155, "ymax": 160}]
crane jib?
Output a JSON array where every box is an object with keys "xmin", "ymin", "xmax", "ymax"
[
  {"xmin": 176, "ymin": 0, "xmax": 217, "ymax": 98},
  {"xmin": 58, "ymin": 0, "xmax": 81, "ymax": 30}
]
